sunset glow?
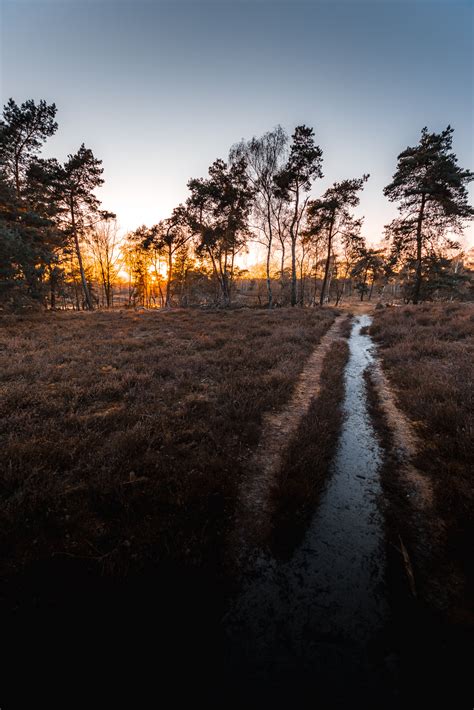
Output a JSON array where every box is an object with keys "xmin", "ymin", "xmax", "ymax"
[{"xmin": 2, "ymin": 0, "xmax": 472, "ymax": 249}]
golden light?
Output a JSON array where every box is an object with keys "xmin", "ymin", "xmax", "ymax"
[{"xmin": 148, "ymin": 263, "xmax": 168, "ymax": 279}]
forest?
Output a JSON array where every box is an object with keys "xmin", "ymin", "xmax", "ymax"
[{"xmin": 1, "ymin": 98, "xmax": 473, "ymax": 312}]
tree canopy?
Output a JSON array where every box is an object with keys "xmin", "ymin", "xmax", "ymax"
[{"xmin": 384, "ymin": 126, "xmax": 473, "ymax": 303}]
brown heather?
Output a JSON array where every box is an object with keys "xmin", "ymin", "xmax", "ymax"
[
  {"xmin": 271, "ymin": 338, "xmax": 349, "ymax": 557},
  {"xmin": 370, "ymin": 303, "xmax": 474, "ymax": 595},
  {"xmin": 0, "ymin": 307, "xmax": 336, "ymax": 578}
]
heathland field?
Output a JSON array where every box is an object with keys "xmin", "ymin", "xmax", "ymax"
[
  {"xmin": 0, "ymin": 307, "xmax": 336, "ymax": 578},
  {"xmin": 0, "ymin": 303, "xmax": 472, "ymax": 706},
  {"xmin": 370, "ymin": 303, "xmax": 474, "ymax": 612}
]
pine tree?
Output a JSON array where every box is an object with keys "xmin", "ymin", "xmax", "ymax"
[
  {"xmin": 306, "ymin": 176, "xmax": 369, "ymax": 305},
  {"xmin": 28, "ymin": 145, "xmax": 114, "ymax": 309},
  {"xmin": 186, "ymin": 158, "xmax": 254, "ymax": 306},
  {"xmin": 0, "ymin": 98, "xmax": 57, "ymax": 198},
  {"xmin": 0, "ymin": 162, "xmax": 61, "ymax": 305},
  {"xmin": 384, "ymin": 126, "xmax": 473, "ymax": 304}
]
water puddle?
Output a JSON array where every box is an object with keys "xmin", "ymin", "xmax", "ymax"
[{"xmin": 225, "ymin": 315, "xmax": 393, "ymax": 702}]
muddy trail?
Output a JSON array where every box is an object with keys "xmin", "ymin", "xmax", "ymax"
[
  {"xmin": 223, "ymin": 315, "xmax": 397, "ymax": 705},
  {"xmin": 236, "ymin": 314, "xmax": 347, "ymax": 554}
]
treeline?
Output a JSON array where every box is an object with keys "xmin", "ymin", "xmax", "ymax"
[{"xmin": 1, "ymin": 99, "xmax": 472, "ymax": 310}]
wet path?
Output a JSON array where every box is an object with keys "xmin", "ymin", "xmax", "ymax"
[
  {"xmin": 225, "ymin": 315, "xmax": 394, "ymax": 704},
  {"xmin": 237, "ymin": 314, "xmax": 346, "ymax": 553}
]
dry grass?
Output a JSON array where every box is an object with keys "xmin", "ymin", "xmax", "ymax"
[
  {"xmin": 364, "ymin": 365, "xmax": 473, "ymax": 709},
  {"xmin": 270, "ymin": 338, "xmax": 349, "ymax": 557},
  {"xmin": 0, "ymin": 306, "xmax": 336, "ymax": 582},
  {"xmin": 368, "ymin": 303, "xmax": 474, "ymax": 708},
  {"xmin": 370, "ymin": 303, "xmax": 474, "ymax": 605}
]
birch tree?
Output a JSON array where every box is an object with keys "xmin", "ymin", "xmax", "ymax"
[
  {"xmin": 274, "ymin": 126, "xmax": 323, "ymax": 306},
  {"xmin": 230, "ymin": 126, "xmax": 288, "ymax": 308}
]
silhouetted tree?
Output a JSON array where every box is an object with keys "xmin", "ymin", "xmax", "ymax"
[
  {"xmin": 306, "ymin": 175, "xmax": 369, "ymax": 304},
  {"xmin": 0, "ymin": 99, "xmax": 62, "ymax": 306},
  {"xmin": 186, "ymin": 158, "xmax": 254, "ymax": 306},
  {"xmin": 274, "ymin": 126, "xmax": 323, "ymax": 306},
  {"xmin": 123, "ymin": 226, "xmax": 157, "ymax": 307},
  {"xmin": 332, "ymin": 232, "xmax": 367, "ymax": 305},
  {"xmin": 142, "ymin": 206, "xmax": 193, "ymax": 307},
  {"xmin": 0, "ymin": 169, "xmax": 45, "ymax": 302},
  {"xmin": 29, "ymin": 145, "xmax": 114, "ymax": 309},
  {"xmin": 86, "ymin": 218, "xmax": 120, "ymax": 307},
  {"xmin": 230, "ymin": 126, "xmax": 288, "ymax": 308},
  {"xmin": 384, "ymin": 126, "xmax": 473, "ymax": 304},
  {"xmin": 0, "ymin": 98, "xmax": 57, "ymax": 198},
  {"xmin": 351, "ymin": 247, "xmax": 385, "ymax": 300},
  {"xmin": 418, "ymin": 252, "xmax": 469, "ymax": 301}
]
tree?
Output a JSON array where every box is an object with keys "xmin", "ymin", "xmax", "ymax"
[
  {"xmin": 332, "ymin": 232, "xmax": 366, "ymax": 305},
  {"xmin": 171, "ymin": 242, "xmax": 196, "ymax": 306},
  {"xmin": 142, "ymin": 206, "xmax": 193, "ymax": 307},
  {"xmin": 0, "ymin": 98, "xmax": 61, "ymax": 307},
  {"xmin": 86, "ymin": 218, "xmax": 120, "ymax": 307},
  {"xmin": 351, "ymin": 247, "xmax": 385, "ymax": 301},
  {"xmin": 274, "ymin": 126, "xmax": 323, "ymax": 306},
  {"xmin": 230, "ymin": 126, "xmax": 288, "ymax": 308},
  {"xmin": 0, "ymin": 98, "xmax": 57, "ymax": 198},
  {"xmin": 417, "ymin": 252, "xmax": 469, "ymax": 301},
  {"xmin": 0, "ymin": 164, "xmax": 60, "ymax": 305},
  {"xmin": 306, "ymin": 175, "xmax": 369, "ymax": 305},
  {"xmin": 123, "ymin": 226, "xmax": 156, "ymax": 307},
  {"xmin": 28, "ymin": 145, "xmax": 115, "ymax": 309},
  {"xmin": 185, "ymin": 157, "xmax": 254, "ymax": 306},
  {"xmin": 384, "ymin": 126, "xmax": 473, "ymax": 304},
  {"xmin": 23, "ymin": 158, "xmax": 68, "ymax": 309}
]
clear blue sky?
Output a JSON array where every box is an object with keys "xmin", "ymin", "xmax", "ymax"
[{"xmin": 1, "ymin": 0, "xmax": 473, "ymax": 247}]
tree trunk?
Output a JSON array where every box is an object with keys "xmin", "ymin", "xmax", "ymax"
[
  {"xmin": 14, "ymin": 155, "xmax": 21, "ymax": 199},
  {"xmin": 360, "ymin": 267, "xmax": 369, "ymax": 301},
  {"xmin": 290, "ymin": 237, "xmax": 297, "ymax": 306},
  {"xmin": 70, "ymin": 197, "xmax": 93, "ymax": 310},
  {"xmin": 299, "ymin": 257, "xmax": 305, "ymax": 306},
  {"xmin": 335, "ymin": 280, "xmax": 344, "ymax": 306},
  {"xmin": 368, "ymin": 278, "xmax": 375, "ymax": 300},
  {"xmin": 50, "ymin": 270, "xmax": 56, "ymax": 310},
  {"xmin": 290, "ymin": 186, "xmax": 300, "ymax": 307},
  {"xmin": 280, "ymin": 243, "xmax": 285, "ymax": 282},
  {"xmin": 229, "ymin": 248, "xmax": 236, "ymax": 307},
  {"xmin": 266, "ymin": 244, "xmax": 273, "ymax": 309},
  {"xmin": 320, "ymin": 214, "xmax": 335, "ymax": 306},
  {"xmin": 166, "ymin": 248, "xmax": 173, "ymax": 308},
  {"xmin": 412, "ymin": 193, "xmax": 426, "ymax": 305},
  {"xmin": 105, "ymin": 281, "xmax": 111, "ymax": 308},
  {"xmin": 266, "ymin": 206, "xmax": 273, "ymax": 309}
]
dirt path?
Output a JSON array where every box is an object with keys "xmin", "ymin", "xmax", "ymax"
[
  {"xmin": 224, "ymin": 310, "xmax": 465, "ymax": 703},
  {"xmin": 236, "ymin": 314, "xmax": 348, "ymax": 553},
  {"xmin": 370, "ymin": 361, "xmax": 434, "ymax": 510},
  {"xmin": 368, "ymin": 346, "xmax": 455, "ymax": 609},
  {"xmin": 226, "ymin": 314, "xmax": 395, "ymax": 704},
  {"xmin": 337, "ymin": 300, "xmax": 376, "ymax": 315}
]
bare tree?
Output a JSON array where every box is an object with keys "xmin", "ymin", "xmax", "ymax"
[
  {"xmin": 230, "ymin": 126, "xmax": 288, "ymax": 308},
  {"xmin": 274, "ymin": 126, "xmax": 323, "ymax": 306},
  {"xmin": 86, "ymin": 218, "xmax": 120, "ymax": 307}
]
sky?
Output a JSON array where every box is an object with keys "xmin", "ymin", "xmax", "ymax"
[{"xmin": 1, "ymin": 0, "xmax": 473, "ymax": 253}]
